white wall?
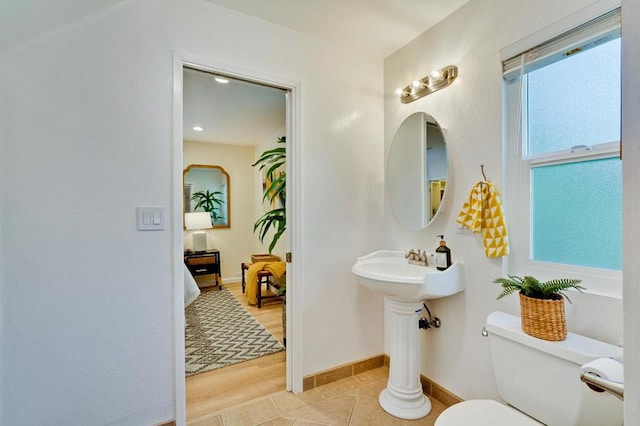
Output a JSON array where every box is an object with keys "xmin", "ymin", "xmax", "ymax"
[
  {"xmin": 0, "ymin": 161, "xmax": 4, "ymax": 422},
  {"xmin": 384, "ymin": 0, "xmax": 624, "ymax": 402},
  {"xmin": 0, "ymin": 110, "xmax": 4, "ymax": 420},
  {"xmin": 183, "ymin": 140, "xmax": 256, "ymax": 281},
  {"xmin": 622, "ymin": 0, "xmax": 640, "ymax": 423},
  {"xmin": 0, "ymin": 0, "xmax": 384, "ymax": 424}
]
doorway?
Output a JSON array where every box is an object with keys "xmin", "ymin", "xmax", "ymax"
[{"xmin": 172, "ymin": 57, "xmax": 301, "ymax": 424}]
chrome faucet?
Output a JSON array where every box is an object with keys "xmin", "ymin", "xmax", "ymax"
[{"xmin": 405, "ymin": 249, "xmax": 428, "ymax": 266}]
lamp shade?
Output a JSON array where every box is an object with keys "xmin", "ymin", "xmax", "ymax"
[{"xmin": 185, "ymin": 212, "xmax": 212, "ymax": 230}]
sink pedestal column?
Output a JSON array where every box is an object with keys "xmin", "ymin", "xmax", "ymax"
[{"xmin": 379, "ymin": 296, "xmax": 431, "ymax": 420}]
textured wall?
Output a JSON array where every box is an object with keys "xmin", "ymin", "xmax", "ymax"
[
  {"xmin": 384, "ymin": 0, "xmax": 624, "ymax": 402},
  {"xmin": 0, "ymin": 0, "xmax": 384, "ymax": 424}
]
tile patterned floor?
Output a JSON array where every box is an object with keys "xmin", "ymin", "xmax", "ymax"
[{"xmin": 187, "ymin": 366, "xmax": 446, "ymax": 426}]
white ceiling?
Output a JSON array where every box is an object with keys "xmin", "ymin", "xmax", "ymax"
[
  {"xmin": 202, "ymin": 0, "xmax": 471, "ymax": 59},
  {"xmin": 2, "ymin": 0, "xmax": 470, "ymax": 146},
  {"xmin": 0, "ymin": 0, "xmax": 126, "ymax": 52},
  {"xmin": 1, "ymin": 0, "xmax": 471, "ymax": 59},
  {"xmin": 183, "ymin": 68, "xmax": 286, "ymax": 146},
  {"xmin": 183, "ymin": 0, "xmax": 471, "ymax": 146}
]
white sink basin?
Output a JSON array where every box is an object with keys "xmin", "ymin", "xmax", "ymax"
[
  {"xmin": 351, "ymin": 250, "xmax": 463, "ymax": 300},
  {"xmin": 351, "ymin": 250, "xmax": 464, "ymax": 419}
]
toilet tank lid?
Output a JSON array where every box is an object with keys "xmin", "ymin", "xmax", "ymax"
[{"xmin": 486, "ymin": 311, "xmax": 623, "ymax": 365}]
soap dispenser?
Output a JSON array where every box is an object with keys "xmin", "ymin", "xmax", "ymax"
[{"xmin": 435, "ymin": 234, "xmax": 452, "ymax": 271}]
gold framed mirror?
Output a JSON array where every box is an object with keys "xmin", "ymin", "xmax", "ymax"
[{"xmin": 183, "ymin": 164, "xmax": 230, "ymax": 229}]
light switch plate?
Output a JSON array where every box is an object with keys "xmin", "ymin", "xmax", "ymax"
[{"xmin": 137, "ymin": 207, "xmax": 165, "ymax": 230}]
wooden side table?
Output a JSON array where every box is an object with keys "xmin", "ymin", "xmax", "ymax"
[{"xmin": 184, "ymin": 250, "xmax": 221, "ymax": 289}]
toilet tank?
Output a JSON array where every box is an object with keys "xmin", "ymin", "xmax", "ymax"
[{"xmin": 486, "ymin": 311, "xmax": 623, "ymax": 426}]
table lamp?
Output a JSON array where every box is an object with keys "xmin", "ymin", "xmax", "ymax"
[{"xmin": 185, "ymin": 212, "xmax": 212, "ymax": 252}]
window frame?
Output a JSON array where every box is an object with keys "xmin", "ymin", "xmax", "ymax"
[{"xmin": 502, "ymin": 7, "xmax": 622, "ymax": 299}]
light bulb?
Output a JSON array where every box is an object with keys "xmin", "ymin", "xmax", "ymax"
[
  {"xmin": 395, "ymin": 88, "xmax": 403, "ymax": 96},
  {"xmin": 411, "ymin": 80, "xmax": 422, "ymax": 89},
  {"xmin": 214, "ymin": 77, "xmax": 229, "ymax": 84},
  {"xmin": 193, "ymin": 126, "xmax": 204, "ymax": 131}
]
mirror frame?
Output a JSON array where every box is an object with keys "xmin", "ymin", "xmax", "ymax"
[{"xmin": 183, "ymin": 164, "xmax": 231, "ymax": 229}]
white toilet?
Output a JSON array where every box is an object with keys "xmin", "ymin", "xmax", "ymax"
[{"xmin": 435, "ymin": 311, "xmax": 623, "ymax": 426}]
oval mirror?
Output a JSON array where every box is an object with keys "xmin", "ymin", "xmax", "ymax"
[
  {"xmin": 183, "ymin": 164, "xmax": 230, "ymax": 229},
  {"xmin": 387, "ymin": 112, "xmax": 449, "ymax": 231}
]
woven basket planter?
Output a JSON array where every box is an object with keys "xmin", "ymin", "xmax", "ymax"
[
  {"xmin": 251, "ymin": 254, "xmax": 281, "ymax": 263},
  {"xmin": 519, "ymin": 292, "xmax": 567, "ymax": 341}
]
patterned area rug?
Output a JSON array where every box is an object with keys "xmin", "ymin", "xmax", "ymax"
[{"xmin": 185, "ymin": 288, "xmax": 284, "ymax": 377}]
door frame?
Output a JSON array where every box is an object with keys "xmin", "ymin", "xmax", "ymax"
[{"xmin": 171, "ymin": 52, "xmax": 303, "ymax": 424}]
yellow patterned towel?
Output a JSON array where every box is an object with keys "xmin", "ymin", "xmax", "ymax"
[
  {"xmin": 245, "ymin": 261, "xmax": 286, "ymax": 305},
  {"xmin": 456, "ymin": 181, "xmax": 509, "ymax": 258}
]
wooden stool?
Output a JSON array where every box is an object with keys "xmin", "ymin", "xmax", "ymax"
[
  {"xmin": 241, "ymin": 262, "xmax": 283, "ymax": 308},
  {"xmin": 241, "ymin": 254, "xmax": 280, "ymax": 292}
]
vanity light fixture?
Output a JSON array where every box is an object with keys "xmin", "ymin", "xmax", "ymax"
[
  {"xmin": 398, "ymin": 65, "xmax": 458, "ymax": 104},
  {"xmin": 193, "ymin": 126, "xmax": 204, "ymax": 131}
]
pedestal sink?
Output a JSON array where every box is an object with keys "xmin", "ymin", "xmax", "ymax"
[{"xmin": 351, "ymin": 250, "xmax": 464, "ymax": 420}]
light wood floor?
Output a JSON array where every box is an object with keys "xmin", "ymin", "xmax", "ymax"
[{"xmin": 186, "ymin": 281, "xmax": 286, "ymax": 423}]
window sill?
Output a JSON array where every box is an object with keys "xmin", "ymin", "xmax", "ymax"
[
  {"xmin": 574, "ymin": 286, "xmax": 621, "ymax": 300},
  {"xmin": 504, "ymin": 259, "xmax": 622, "ymax": 300}
]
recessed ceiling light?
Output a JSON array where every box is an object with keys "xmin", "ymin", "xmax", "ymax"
[
  {"xmin": 214, "ymin": 77, "xmax": 229, "ymax": 84},
  {"xmin": 193, "ymin": 126, "xmax": 204, "ymax": 131}
]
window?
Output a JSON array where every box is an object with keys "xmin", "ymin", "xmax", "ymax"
[{"xmin": 502, "ymin": 8, "xmax": 622, "ymax": 296}]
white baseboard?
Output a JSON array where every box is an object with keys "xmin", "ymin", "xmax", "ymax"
[{"xmin": 222, "ymin": 275, "xmax": 241, "ymax": 285}]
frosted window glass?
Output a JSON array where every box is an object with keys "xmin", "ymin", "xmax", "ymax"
[
  {"xmin": 527, "ymin": 38, "xmax": 621, "ymax": 156},
  {"xmin": 531, "ymin": 158, "xmax": 622, "ymax": 270}
]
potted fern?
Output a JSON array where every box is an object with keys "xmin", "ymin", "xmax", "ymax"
[{"xmin": 493, "ymin": 275, "xmax": 585, "ymax": 341}]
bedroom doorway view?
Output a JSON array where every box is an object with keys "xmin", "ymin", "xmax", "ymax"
[{"xmin": 181, "ymin": 66, "xmax": 289, "ymax": 423}]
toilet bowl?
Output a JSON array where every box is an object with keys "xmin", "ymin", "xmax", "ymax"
[
  {"xmin": 435, "ymin": 400, "xmax": 541, "ymax": 426},
  {"xmin": 435, "ymin": 312, "xmax": 623, "ymax": 426}
]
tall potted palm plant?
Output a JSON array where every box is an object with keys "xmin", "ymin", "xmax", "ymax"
[
  {"xmin": 253, "ymin": 136, "xmax": 287, "ymax": 345},
  {"xmin": 253, "ymin": 136, "xmax": 286, "ymax": 253}
]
